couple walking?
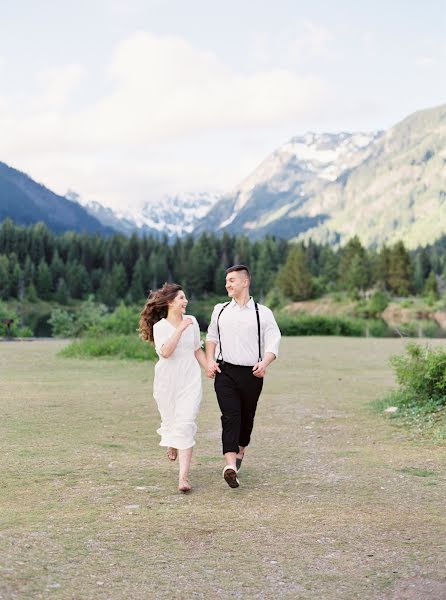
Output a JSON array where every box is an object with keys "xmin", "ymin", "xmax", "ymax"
[{"xmin": 139, "ymin": 265, "xmax": 281, "ymax": 492}]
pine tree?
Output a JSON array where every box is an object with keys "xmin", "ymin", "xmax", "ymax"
[
  {"xmin": 0, "ymin": 255, "xmax": 10, "ymax": 300},
  {"xmin": 387, "ymin": 241, "xmax": 412, "ymax": 296},
  {"xmin": 111, "ymin": 262, "xmax": 128, "ymax": 299},
  {"xmin": 36, "ymin": 259, "xmax": 53, "ymax": 300},
  {"xmin": 55, "ymin": 278, "xmax": 70, "ymax": 304},
  {"xmin": 423, "ymin": 271, "xmax": 439, "ymax": 300},
  {"xmin": 276, "ymin": 245, "xmax": 313, "ymax": 301},
  {"xmin": 338, "ymin": 236, "xmax": 369, "ymax": 296}
]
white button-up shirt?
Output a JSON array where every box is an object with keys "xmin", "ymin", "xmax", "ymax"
[{"xmin": 206, "ymin": 297, "xmax": 281, "ymax": 366}]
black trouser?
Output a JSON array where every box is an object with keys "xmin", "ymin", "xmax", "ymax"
[{"xmin": 214, "ymin": 362, "xmax": 264, "ymax": 455}]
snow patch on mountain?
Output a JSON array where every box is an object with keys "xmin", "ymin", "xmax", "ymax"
[
  {"xmin": 218, "ymin": 131, "xmax": 383, "ymax": 230},
  {"xmin": 67, "ymin": 191, "xmax": 220, "ymax": 237}
]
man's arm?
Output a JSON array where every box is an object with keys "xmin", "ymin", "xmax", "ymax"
[
  {"xmin": 205, "ymin": 305, "xmax": 222, "ymax": 378},
  {"xmin": 205, "ymin": 340, "xmax": 221, "ymax": 378},
  {"xmin": 252, "ymin": 307, "xmax": 281, "ymax": 378},
  {"xmin": 252, "ymin": 352, "xmax": 275, "ymax": 378}
]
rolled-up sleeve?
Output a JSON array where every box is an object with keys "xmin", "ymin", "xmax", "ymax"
[
  {"xmin": 262, "ymin": 307, "xmax": 281, "ymax": 358},
  {"xmin": 153, "ymin": 321, "xmax": 169, "ymax": 357},
  {"xmin": 206, "ymin": 304, "xmax": 220, "ymax": 344}
]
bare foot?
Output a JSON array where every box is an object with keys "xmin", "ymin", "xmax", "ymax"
[
  {"xmin": 178, "ymin": 479, "xmax": 191, "ymax": 493},
  {"xmin": 167, "ymin": 447, "xmax": 178, "ymax": 462}
]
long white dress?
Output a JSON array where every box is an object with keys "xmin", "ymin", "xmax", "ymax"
[{"xmin": 152, "ymin": 316, "xmax": 202, "ymax": 449}]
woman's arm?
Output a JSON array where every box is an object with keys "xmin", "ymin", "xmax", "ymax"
[
  {"xmin": 159, "ymin": 318, "xmax": 192, "ymax": 358},
  {"xmin": 194, "ymin": 347, "xmax": 207, "ymax": 369}
]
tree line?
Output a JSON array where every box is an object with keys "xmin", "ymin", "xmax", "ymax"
[{"xmin": 0, "ymin": 218, "xmax": 444, "ymax": 306}]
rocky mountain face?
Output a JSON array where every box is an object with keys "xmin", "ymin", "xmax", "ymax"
[
  {"xmin": 75, "ymin": 192, "xmax": 220, "ymax": 238},
  {"xmin": 2, "ymin": 103, "xmax": 445, "ymax": 248},
  {"xmin": 0, "ymin": 162, "xmax": 113, "ymax": 235},
  {"xmin": 195, "ymin": 103, "xmax": 446, "ymax": 249}
]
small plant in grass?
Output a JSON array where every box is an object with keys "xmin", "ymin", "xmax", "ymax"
[{"xmin": 387, "ymin": 342, "xmax": 446, "ymax": 411}]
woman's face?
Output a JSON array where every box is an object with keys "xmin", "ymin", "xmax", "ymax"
[{"xmin": 169, "ymin": 290, "xmax": 188, "ymax": 313}]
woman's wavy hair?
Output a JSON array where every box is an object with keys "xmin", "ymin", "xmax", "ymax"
[{"xmin": 139, "ymin": 283, "xmax": 183, "ymax": 342}]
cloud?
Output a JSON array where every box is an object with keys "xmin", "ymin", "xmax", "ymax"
[
  {"xmin": 414, "ymin": 56, "xmax": 437, "ymax": 69},
  {"xmin": 0, "ymin": 31, "xmax": 328, "ymax": 207},
  {"xmin": 288, "ymin": 20, "xmax": 336, "ymax": 63},
  {"xmin": 80, "ymin": 31, "xmax": 327, "ymax": 143},
  {"xmin": 35, "ymin": 63, "xmax": 85, "ymax": 108}
]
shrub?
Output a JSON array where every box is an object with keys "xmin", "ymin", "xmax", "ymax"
[
  {"xmin": 88, "ymin": 303, "xmax": 139, "ymax": 336},
  {"xmin": 389, "ymin": 342, "xmax": 446, "ymax": 409},
  {"xmin": 0, "ymin": 303, "xmax": 20, "ymax": 337},
  {"xmin": 365, "ymin": 319, "xmax": 394, "ymax": 337},
  {"xmin": 59, "ymin": 334, "xmax": 158, "ymax": 361},
  {"xmin": 367, "ymin": 291, "xmax": 389, "ymax": 316},
  {"xmin": 277, "ymin": 313, "xmax": 365, "ymax": 336}
]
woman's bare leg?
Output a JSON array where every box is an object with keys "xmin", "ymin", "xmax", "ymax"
[
  {"xmin": 167, "ymin": 447, "xmax": 177, "ymax": 461},
  {"xmin": 178, "ymin": 447, "xmax": 193, "ymax": 492}
]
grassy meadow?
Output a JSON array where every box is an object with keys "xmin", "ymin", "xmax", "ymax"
[{"xmin": 1, "ymin": 338, "xmax": 445, "ymax": 599}]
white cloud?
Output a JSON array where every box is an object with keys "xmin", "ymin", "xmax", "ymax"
[
  {"xmin": 35, "ymin": 63, "xmax": 85, "ymax": 108},
  {"xmin": 0, "ymin": 31, "xmax": 328, "ymax": 208},
  {"xmin": 80, "ymin": 31, "xmax": 326, "ymax": 143},
  {"xmin": 415, "ymin": 56, "xmax": 437, "ymax": 69},
  {"xmin": 289, "ymin": 20, "xmax": 336, "ymax": 63}
]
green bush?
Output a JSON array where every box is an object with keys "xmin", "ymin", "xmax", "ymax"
[
  {"xmin": 277, "ymin": 313, "xmax": 365, "ymax": 336},
  {"xmin": 367, "ymin": 291, "xmax": 389, "ymax": 316},
  {"xmin": 0, "ymin": 302, "xmax": 20, "ymax": 337},
  {"xmin": 365, "ymin": 319, "xmax": 394, "ymax": 337},
  {"xmin": 388, "ymin": 342, "xmax": 446, "ymax": 410},
  {"xmin": 59, "ymin": 334, "xmax": 158, "ymax": 361},
  {"xmin": 49, "ymin": 296, "xmax": 108, "ymax": 337},
  {"xmin": 88, "ymin": 303, "xmax": 139, "ymax": 336}
]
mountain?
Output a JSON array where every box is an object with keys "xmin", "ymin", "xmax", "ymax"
[
  {"xmin": 0, "ymin": 161, "xmax": 113, "ymax": 235},
  {"xmin": 193, "ymin": 131, "xmax": 383, "ymax": 239},
  {"xmin": 195, "ymin": 103, "xmax": 446, "ymax": 249},
  {"xmin": 75, "ymin": 192, "xmax": 220, "ymax": 238}
]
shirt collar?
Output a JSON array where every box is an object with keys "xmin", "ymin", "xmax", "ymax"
[{"xmin": 229, "ymin": 296, "xmax": 254, "ymax": 310}]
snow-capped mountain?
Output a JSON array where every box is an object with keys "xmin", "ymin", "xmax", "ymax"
[
  {"xmin": 69, "ymin": 192, "xmax": 220, "ymax": 238},
  {"xmin": 194, "ymin": 130, "xmax": 383, "ymax": 238}
]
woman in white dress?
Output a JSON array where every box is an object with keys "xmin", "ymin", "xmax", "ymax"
[{"xmin": 139, "ymin": 283, "xmax": 207, "ymax": 492}]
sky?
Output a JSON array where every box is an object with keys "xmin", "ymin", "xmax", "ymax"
[{"xmin": 0, "ymin": 0, "xmax": 445, "ymax": 213}]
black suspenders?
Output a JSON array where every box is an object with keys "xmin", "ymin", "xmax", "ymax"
[{"xmin": 216, "ymin": 300, "xmax": 262, "ymax": 364}]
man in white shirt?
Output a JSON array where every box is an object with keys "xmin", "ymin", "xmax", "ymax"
[{"xmin": 206, "ymin": 265, "xmax": 281, "ymax": 488}]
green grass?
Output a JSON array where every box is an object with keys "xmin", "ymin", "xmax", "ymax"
[{"xmin": 1, "ymin": 338, "xmax": 446, "ymax": 599}]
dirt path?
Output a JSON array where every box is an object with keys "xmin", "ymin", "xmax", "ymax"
[{"xmin": 0, "ymin": 338, "xmax": 445, "ymax": 599}]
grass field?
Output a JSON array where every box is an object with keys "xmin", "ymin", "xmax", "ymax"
[{"xmin": 1, "ymin": 338, "xmax": 445, "ymax": 599}]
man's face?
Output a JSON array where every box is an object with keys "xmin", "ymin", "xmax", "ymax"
[{"xmin": 225, "ymin": 270, "xmax": 249, "ymax": 298}]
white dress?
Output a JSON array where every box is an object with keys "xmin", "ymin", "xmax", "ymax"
[{"xmin": 152, "ymin": 316, "xmax": 202, "ymax": 449}]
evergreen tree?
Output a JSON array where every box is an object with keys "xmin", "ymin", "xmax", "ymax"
[
  {"xmin": 36, "ymin": 259, "xmax": 53, "ymax": 300},
  {"xmin": 338, "ymin": 236, "xmax": 369, "ymax": 295},
  {"xmin": 413, "ymin": 249, "xmax": 431, "ymax": 293},
  {"xmin": 276, "ymin": 245, "xmax": 313, "ymax": 300},
  {"xmin": 26, "ymin": 283, "xmax": 38, "ymax": 303},
  {"xmin": 50, "ymin": 250, "xmax": 65, "ymax": 291},
  {"xmin": 387, "ymin": 241, "xmax": 412, "ymax": 296},
  {"xmin": 111, "ymin": 262, "xmax": 128, "ymax": 299},
  {"xmin": 66, "ymin": 261, "xmax": 90, "ymax": 299},
  {"xmin": 8, "ymin": 253, "xmax": 21, "ymax": 298},
  {"xmin": 0, "ymin": 255, "xmax": 10, "ymax": 300},
  {"xmin": 55, "ymin": 278, "xmax": 70, "ymax": 304},
  {"xmin": 130, "ymin": 257, "xmax": 146, "ymax": 302},
  {"xmin": 423, "ymin": 271, "xmax": 439, "ymax": 300},
  {"xmin": 23, "ymin": 256, "xmax": 35, "ymax": 288}
]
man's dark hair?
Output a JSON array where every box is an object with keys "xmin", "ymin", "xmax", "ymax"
[{"xmin": 225, "ymin": 264, "xmax": 250, "ymax": 278}]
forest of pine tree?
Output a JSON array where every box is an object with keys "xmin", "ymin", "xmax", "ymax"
[{"xmin": 0, "ymin": 218, "xmax": 445, "ymax": 306}]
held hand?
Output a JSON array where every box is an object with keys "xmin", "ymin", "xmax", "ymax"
[
  {"xmin": 252, "ymin": 360, "xmax": 266, "ymax": 378},
  {"xmin": 206, "ymin": 360, "xmax": 221, "ymax": 379}
]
